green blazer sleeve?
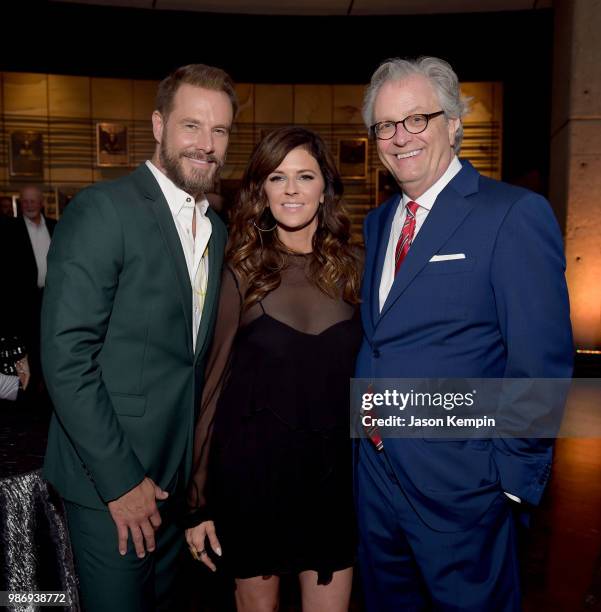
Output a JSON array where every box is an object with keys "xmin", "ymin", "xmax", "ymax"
[{"xmin": 42, "ymin": 186, "xmax": 146, "ymax": 503}]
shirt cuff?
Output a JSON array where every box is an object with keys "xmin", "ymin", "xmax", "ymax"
[{"xmin": 504, "ymin": 492, "xmax": 521, "ymax": 503}]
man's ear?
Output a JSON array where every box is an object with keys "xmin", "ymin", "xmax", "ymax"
[
  {"xmin": 152, "ymin": 110, "xmax": 164, "ymax": 145},
  {"xmin": 448, "ymin": 118, "xmax": 461, "ymax": 148}
]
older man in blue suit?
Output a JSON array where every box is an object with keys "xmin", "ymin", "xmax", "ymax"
[{"xmin": 355, "ymin": 56, "xmax": 573, "ymax": 611}]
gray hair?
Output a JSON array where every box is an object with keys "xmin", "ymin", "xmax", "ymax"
[{"xmin": 362, "ymin": 56, "xmax": 471, "ymax": 153}]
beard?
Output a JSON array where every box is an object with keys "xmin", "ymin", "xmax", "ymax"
[{"xmin": 159, "ymin": 138, "xmax": 224, "ymax": 198}]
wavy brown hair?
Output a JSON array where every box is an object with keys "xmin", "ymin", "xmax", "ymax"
[{"xmin": 227, "ymin": 126, "xmax": 362, "ymax": 310}]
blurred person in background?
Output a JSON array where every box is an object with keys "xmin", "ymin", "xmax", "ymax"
[
  {"xmin": 0, "ymin": 196, "xmax": 14, "ymax": 218},
  {"xmin": 15, "ymin": 185, "xmax": 55, "ymax": 400}
]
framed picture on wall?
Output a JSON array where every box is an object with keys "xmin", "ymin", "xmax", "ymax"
[
  {"xmin": 9, "ymin": 131, "xmax": 44, "ymax": 178},
  {"xmin": 338, "ymin": 138, "xmax": 367, "ymax": 179},
  {"xmin": 96, "ymin": 122, "xmax": 129, "ymax": 167},
  {"xmin": 376, "ymin": 167, "xmax": 399, "ymax": 205}
]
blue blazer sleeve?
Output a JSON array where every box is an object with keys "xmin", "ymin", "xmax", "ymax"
[{"xmin": 490, "ymin": 192, "xmax": 573, "ymax": 505}]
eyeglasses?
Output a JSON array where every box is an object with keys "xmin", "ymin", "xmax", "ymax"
[{"xmin": 370, "ymin": 111, "xmax": 445, "ymax": 140}]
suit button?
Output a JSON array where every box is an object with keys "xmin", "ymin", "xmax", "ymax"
[{"xmin": 373, "ymin": 349, "xmax": 380, "ymax": 358}]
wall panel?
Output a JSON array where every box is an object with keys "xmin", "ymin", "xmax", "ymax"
[{"xmin": 0, "ymin": 71, "xmax": 502, "ymax": 237}]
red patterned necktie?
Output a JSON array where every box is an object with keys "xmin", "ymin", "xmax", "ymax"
[
  {"xmin": 363, "ymin": 383, "xmax": 384, "ymax": 451},
  {"xmin": 394, "ymin": 200, "xmax": 420, "ymax": 274},
  {"xmin": 365, "ymin": 201, "xmax": 421, "ymax": 452}
]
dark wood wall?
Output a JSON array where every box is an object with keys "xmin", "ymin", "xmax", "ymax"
[{"xmin": 2, "ymin": 2, "xmax": 553, "ymax": 191}]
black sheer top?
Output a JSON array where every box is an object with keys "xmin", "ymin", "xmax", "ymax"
[{"xmin": 187, "ymin": 252, "xmax": 359, "ymax": 522}]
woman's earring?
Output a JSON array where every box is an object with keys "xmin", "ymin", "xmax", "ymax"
[{"xmin": 252, "ymin": 208, "xmax": 277, "ymax": 232}]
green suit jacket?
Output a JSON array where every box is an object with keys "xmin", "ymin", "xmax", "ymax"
[{"xmin": 41, "ymin": 164, "xmax": 226, "ymax": 510}]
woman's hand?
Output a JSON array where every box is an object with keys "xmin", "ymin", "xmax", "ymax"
[
  {"xmin": 185, "ymin": 520, "xmax": 222, "ymax": 572},
  {"xmin": 15, "ymin": 356, "xmax": 30, "ymax": 391}
]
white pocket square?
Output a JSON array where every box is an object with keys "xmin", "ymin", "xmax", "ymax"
[{"xmin": 429, "ymin": 253, "xmax": 466, "ymax": 262}]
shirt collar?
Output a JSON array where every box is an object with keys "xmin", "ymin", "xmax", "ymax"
[
  {"xmin": 24, "ymin": 214, "xmax": 47, "ymax": 230},
  {"xmin": 401, "ymin": 155, "xmax": 462, "ymax": 211},
  {"xmin": 145, "ymin": 160, "xmax": 209, "ymax": 216}
]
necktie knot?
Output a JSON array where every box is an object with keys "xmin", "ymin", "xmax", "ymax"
[{"xmin": 406, "ymin": 200, "xmax": 419, "ymax": 216}]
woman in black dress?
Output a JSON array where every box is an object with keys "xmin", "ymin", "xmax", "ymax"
[{"xmin": 185, "ymin": 127, "xmax": 362, "ymax": 611}]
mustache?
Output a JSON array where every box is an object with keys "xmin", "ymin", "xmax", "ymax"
[{"xmin": 181, "ymin": 151, "xmax": 223, "ymax": 167}]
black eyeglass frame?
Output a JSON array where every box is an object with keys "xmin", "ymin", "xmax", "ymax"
[{"xmin": 370, "ymin": 110, "xmax": 445, "ymax": 140}]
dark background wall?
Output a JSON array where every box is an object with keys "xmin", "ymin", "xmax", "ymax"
[{"xmin": 2, "ymin": 2, "xmax": 553, "ymax": 192}]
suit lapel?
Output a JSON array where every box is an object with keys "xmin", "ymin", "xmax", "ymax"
[
  {"xmin": 369, "ymin": 195, "xmax": 401, "ymax": 327},
  {"xmin": 194, "ymin": 207, "xmax": 225, "ymax": 361},
  {"xmin": 18, "ymin": 217, "xmax": 39, "ymax": 287},
  {"xmin": 133, "ymin": 164, "xmax": 194, "ymax": 357},
  {"xmin": 377, "ymin": 160, "xmax": 479, "ymax": 324}
]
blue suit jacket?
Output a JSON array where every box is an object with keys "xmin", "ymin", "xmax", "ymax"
[{"xmin": 356, "ymin": 160, "xmax": 573, "ymax": 532}]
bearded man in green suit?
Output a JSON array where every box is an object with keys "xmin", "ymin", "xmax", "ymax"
[{"xmin": 41, "ymin": 64, "xmax": 237, "ymax": 611}]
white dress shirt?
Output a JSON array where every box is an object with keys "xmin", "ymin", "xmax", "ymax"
[
  {"xmin": 379, "ymin": 156, "xmax": 463, "ymax": 312},
  {"xmin": 146, "ymin": 160, "xmax": 212, "ymax": 351},
  {"xmin": 24, "ymin": 215, "xmax": 51, "ymax": 288}
]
